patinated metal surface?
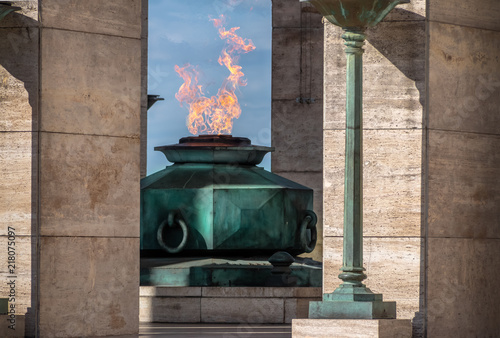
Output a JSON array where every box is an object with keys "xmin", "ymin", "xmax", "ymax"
[
  {"xmin": 141, "ymin": 135, "xmax": 317, "ymax": 256},
  {"xmin": 0, "ymin": 2, "xmax": 21, "ymax": 22},
  {"xmin": 301, "ymin": 0, "xmax": 407, "ymax": 28},
  {"xmin": 147, "ymin": 94, "xmax": 164, "ymax": 110},
  {"xmin": 140, "ymin": 257, "xmax": 322, "ymax": 287},
  {"xmin": 155, "ymin": 135, "xmax": 271, "ymax": 165},
  {"xmin": 302, "ymin": 0, "xmax": 407, "ymax": 319}
]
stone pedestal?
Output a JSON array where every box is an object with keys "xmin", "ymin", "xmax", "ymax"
[
  {"xmin": 292, "ymin": 319, "xmax": 411, "ymax": 337},
  {"xmin": 140, "ymin": 286, "xmax": 321, "ymax": 324}
]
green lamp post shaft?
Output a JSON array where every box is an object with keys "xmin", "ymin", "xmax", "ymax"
[
  {"xmin": 340, "ymin": 28, "xmax": 367, "ymax": 287},
  {"xmin": 304, "ymin": 0, "xmax": 405, "ymax": 319}
]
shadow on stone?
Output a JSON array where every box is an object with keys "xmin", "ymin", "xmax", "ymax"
[
  {"xmin": 366, "ymin": 8, "xmax": 426, "ymax": 109},
  {"xmin": 365, "ymin": 9, "xmax": 426, "ymax": 337},
  {"xmin": 1, "ymin": 11, "xmax": 39, "ymax": 337}
]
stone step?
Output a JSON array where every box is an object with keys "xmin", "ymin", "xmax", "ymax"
[{"xmin": 139, "ymin": 286, "xmax": 321, "ymax": 324}]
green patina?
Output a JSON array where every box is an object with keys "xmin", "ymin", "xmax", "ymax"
[
  {"xmin": 140, "ymin": 135, "xmax": 321, "ymax": 286},
  {"xmin": 140, "ymin": 136, "xmax": 319, "ymax": 286},
  {"xmin": 0, "ymin": 3, "xmax": 20, "ymax": 22},
  {"xmin": 300, "ymin": 0, "xmax": 408, "ymax": 319},
  {"xmin": 141, "ymin": 161, "xmax": 315, "ymax": 254},
  {"xmin": 303, "ymin": 0, "xmax": 406, "ymax": 28},
  {"xmin": 140, "ymin": 257, "xmax": 322, "ymax": 287},
  {"xmin": 339, "ymin": 1, "xmax": 349, "ymax": 20}
]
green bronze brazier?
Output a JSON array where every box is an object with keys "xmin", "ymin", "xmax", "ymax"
[{"xmin": 141, "ymin": 135, "xmax": 317, "ymax": 256}]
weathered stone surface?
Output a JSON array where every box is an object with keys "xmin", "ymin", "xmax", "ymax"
[
  {"xmin": 0, "ymin": 132, "xmax": 35, "ymax": 235},
  {"xmin": 428, "ymin": 22, "xmax": 500, "ymax": 135},
  {"xmin": 322, "ymin": 22, "xmax": 344, "ymax": 130},
  {"xmin": 40, "ymin": 28, "xmax": 141, "ymax": 138},
  {"xmin": 272, "ymin": 101, "xmax": 323, "ymax": 172},
  {"xmin": 427, "ymin": 238, "xmax": 500, "ymax": 337},
  {"xmin": 272, "ymin": 0, "xmax": 324, "ymax": 263},
  {"xmin": 428, "ymin": 0, "xmax": 500, "ymax": 31},
  {"xmin": 272, "ymin": 0, "xmax": 323, "ymax": 29},
  {"xmin": 272, "ymin": 27, "xmax": 323, "ymax": 101},
  {"xmin": 2, "ymin": 2, "xmax": 144, "ymax": 337},
  {"xmin": 324, "ymin": 129, "xmax": 422, "ymax": 237},
  {"xmin": 201, "ymin": 298, "xmax": 284, "ymax": 323},
  {"xmin": 383, "ymin": 0, "xmax": 425, "ymax": 22},
  {"xmin": 140, "ymin": 286, "xmax": 201, "ymax": 297},
  {"xmin": 39, "ymin": 132, "xmax": 140, "ymax": 238},
  {"xmin": 0, "ymin": 314, "xmax": 25, "ymax": 337},
  {"xmin": 139, "ymin": 297, "xmax": 200, "ymax": 323},
  {"xmin": 323, "ymin": 237, "xmax": 421, "ymax": 322},
  {"xmin": 38, "ymin": 236, "xmax": 139, "ymax": 337},
  {"xmin": 0, "ymin": 235, "xmax": 34, "ymax": 317},
  {"xmin": 428, "ymin": 130, "xmax": 500, "ymax": 239},
  {"xmin": 285, "ymin": 298, "xmax": 320, "ymax": 324},
  {"xmin": 0, "ymin": 0, "xmax": 38, "ymax": 28},
  {"xmin": 139, "ymin": 287, "xmax": 321, "ymax": 324},
  {"xmin": 324, "ymin": 21, "xmax": 425, "ymax": 130},
  {"xmin": 273, "ymin": 171, "xmax": 323, "ymax": 261},
  {"xmin": 322, "ymin": 130, "xmax": 344, "ymax": 236},
  {"xmin": 201, "ymin": 287, "xmax": 321, "ymax": 299},
  {"xmin": 363, "ymin": 130, "xmax": 422, "ymax": 237},
  {"xmin": 203, "ymin": 287, "xmax": 288, "ymax": 298},
  {"xmin": 288, "ymin": 287, "xmax": 322, "ymax": 299},
  {"xmin": 0, "ymin": 27, "xmax": 38, "ymax": 132},
  {"xmin": 272, "ymin": 0, "xmax": 301, "ymax": 28},
  {"xmin": 299, "ymin": 27, "xmax": 324, "ymax": 101},
  {"xmin": 292, "ymin": 319, "xmax": 412, "ymax": 337},
  {"xmin": 40, "ymin": 0, "xmax": 142, "ymax": 38}
]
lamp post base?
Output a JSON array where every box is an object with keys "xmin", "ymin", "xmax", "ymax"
[
  {"xmin": 309, "ymin": 299, "xmax": 396, "ymax": 319},
  {"xmin": 308, "ymin": 285, "xmax": 396, "ymax": 319}
]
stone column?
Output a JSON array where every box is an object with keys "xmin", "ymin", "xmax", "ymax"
[
  {"xmin": 1, "ymin": 1, "xmax": 143, "ymax": 336},
  {"xmin": 37, "ymin": 0, "xmax": 142, "ymax": 336},
  {"xmin": 271, "ymin": 0, "xmax": 324, "ymax": 262},
  {"xmin": 426, "ymin": 0, "xmax": 500, "ymax": 336},
  {"xmin": 0, "ymin": 1, "xmax": 39, "ymax": 335}
]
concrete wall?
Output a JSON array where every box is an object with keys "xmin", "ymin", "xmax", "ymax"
[
  {"xmin": 426, "ymin": 0, "xmax": 500, "ymax": 336},
  {"xmin": 1, "ymin": 0, "xmax": 143, "ymax": 336},
  {"xmin": 271, "ymin": 0, "xmax": 324, "ymax": 262}
]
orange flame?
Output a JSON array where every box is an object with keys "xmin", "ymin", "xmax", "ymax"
[{"xmin": 175, "ymin": 15, "xmax": 256, "ymax": 135}]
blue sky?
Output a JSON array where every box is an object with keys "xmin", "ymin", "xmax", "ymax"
[{"xmin": 147, "ymin": 0, "xmax": 272, "ymax": 175}]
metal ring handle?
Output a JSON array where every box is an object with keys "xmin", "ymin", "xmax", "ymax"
[
  {"xmin": 300, "ymin": 210, "xmax": 317, "ymax": 253},
  {"xmin": 157, "ymin": 213, "xmax": 189, "ymax": 254}
]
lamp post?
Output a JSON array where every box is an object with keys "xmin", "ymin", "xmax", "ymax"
[
  {"xmin": 0, "ymin": 2, "xmax": 21, "ymax": 22},
  {"xmin": 301, "ymin": 0, "xmax": 409, "ymax": 319}
]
